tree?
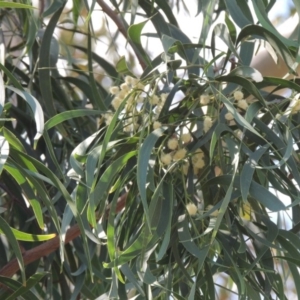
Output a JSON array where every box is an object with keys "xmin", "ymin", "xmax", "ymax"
[{"xmin": 0, "ymin": 0, "xmax": 299, "ymax": 298}]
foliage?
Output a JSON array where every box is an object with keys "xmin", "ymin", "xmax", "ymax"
[{"xmin": 0, "ymin": 0, "xmax": 300, "ymax": 299}]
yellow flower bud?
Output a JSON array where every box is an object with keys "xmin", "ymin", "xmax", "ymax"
[
  {"xmin": 186, "ymin": 203, "xmax": 198, "ymax": 216},
  {"xmin": 233, "ymin": 91, "xmax": 244, "ymax": 101}
]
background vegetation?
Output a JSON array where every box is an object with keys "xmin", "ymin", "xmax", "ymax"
[{"xmin": 0, "ymin": 0, "xmax": 300, "ymax": 299}]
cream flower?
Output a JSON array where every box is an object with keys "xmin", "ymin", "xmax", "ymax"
[
  {"xmin": 118, "ymin": 90, "xmax": 127, "ymax": 99},
  {"xmin": 203, "ymin": 116, "xmax": 212, "ymax": 133},
  {"xmin": 109, "ymin": 86, "xmax": 120, "ymax": 95},
  {"xmin": 153, "ymin": 121, "xmax": 162, "ymax": 130},
  {"xmin": 192, "ymin": 149, "xmax": 204, "ymax": 162},
  {"xmin": 123, "ymin": 121, "xmax": 133, "ymax": 133},
  {"xmin": 200, "ymin": 94, "xmax": 210, "ymax": 105},
  {"xmin": 193, "ymin": 166, "xmax": 200, "ymax": 175},
  {"xmin": 237, "ymin": 99, "xmax": 248, "ymax": 110},
  {"xmin": 167, "ymin": 137, "xmax": 178, "ymax": 150},
  {"xmin": 173, "ymin": 148, "xmax": 187, "ymax": 161},
  {"xmin": 206, "ymin": 205, "xmax": 219, "ymax": 217},
  {"xmin": 155, "ymin": 104, "xmax": 163, "ymax": 114},
  {"xmin": 131, "ymin": 77, "xmax": 139, "ymax": 86},
  {"xmin": 103, "ymin": 111, "xmax": 114, "ymax": 125},
  {"xmin": 234, "ymin": 91, "xmax": 244, "ymax": 101},
  {"xmin": 120, "ymin": 83, "xmax": 130, "ymax": 92},
  {"xmin": 161, "ymin": 152, "xmax": 172, "ymax": 165},
  {"xmin": 160, "ymin": 93, "xmax": 169, "ymax": 103},
  {"xmin": 186, "ymin": 203, "xmax": 198, "ymax": 216},
  {"xmin": 149, "ymin": 95, "xmax": 159, "ymax": 105},
  {"xmin": 292, "ymin": 100, "xmax": 300, "ymax": 114},
  {"xmin": 225, "ymin": 112, "xmax": 234, "ymax": 121},
  {"xmin": 181, "ymin": 133, "xmax": 192, "ymax": 143},
  {"xmin": 125, "ymin": 76, "xmax": 133, "ymax": 85},
  {"xmin": 111, "ymin": 97, "xmax": 122, "ymax": 110},
  {"xmin": 193, "ymin": 158, "xmax": 205, "ymax": 169},
  {"xmin": 136, "ymin": 82, "xmax": 145, "ymax": 90},
  {"xmin": 234, "ymin": 129, "xmax": 243, "ymax": 140}
]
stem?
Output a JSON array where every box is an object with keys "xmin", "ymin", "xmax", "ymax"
[{"xmin": 0, "ymin": 193, "xmax": 127, "ymax": 278}]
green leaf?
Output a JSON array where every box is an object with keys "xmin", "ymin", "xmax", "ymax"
[
  {"xmin": 213, "ymin": 87, "xmax": 264, "ymax": 138},
  {"xmin": 205, "ymin": 175, "xmax": 285, "ymax": 211},
  {"xmin": 39, "ymin": 3, "xmax": 66, "ymax": 119},
  {"xmin": 0, "ymin": 277, "xmax": 39, "ymax": 300},
  {"xmin": 0, "ymin": 2, "xmax": 36, "ymax": 9},
  {"xmin": 229, "ymin": 66, "xmax": 263, "ymax": 82},
  {"xmin": 213, "ymin": 23, "xmax": 240, "ymax": 59},
  {"xmin": 240, "ymin": 145, "xmax": 269, "ymax": 202},
  {"xmin": 249, "ymin": 181, "xmax": 285, "ymax": 211},
  {"xmin": 137, "ymin": 127, "xmax": 167, "ymax": 227},
  {"xmin": 128, "ymin": 20, "xmax": 151, "ymax": 67},
  {"xmin": 224, "ymin": 0, "xmax": 252, "ymax": 28},
  {"xmin": 1, "ymin": 228, "xmax": 56, "ymax": 242},
  {"xmin": 177, "ymin": 217, "xmax": 210, "ymax": 266},
  {"xmin": 89, "ymin": 151, "xmax": 137, "ymax": 227},
  {"xmin": 103, "ymin": 225, "xmax": 153, "ymax": 268},
  {"xmin": 120, "ymin": 264, "xmax": 145, "ymax": 296},
  {"xmin": 45, "ymin": 109, "xmax": 101, "ymax": 130},
  {"xmin": 262, "ymin": 76, "xmax": 300, "ymax": 93},
  {"xmin": 155, "ymin": 0, "xmax": 178, "ymax": 26},
  {"xmin": 194, "ymin": 0, "xmax": 218, "ymax": 63},
  {"xmin": 4, "ymin": 163, "xmax": 44, "ymax": 230},
  {"xmin": 156, "ymin": 183, "xmax": 173, "ymax": 261},
  {"xmin": 6, "ymin": 87, "xmax": 44, "ymax": 148},
  {"xmin": 237, "ymin": 25, "xmax": 297, "ymax": 75},
  {"xmin": 116, "ymin": 56, "xmax": 134, "ymax": 76},
  {"xmin": 6, "ymin": 272, "xmax": 48, "ymax": 300},
  {"xmin": 0, "ymin": 216, "xmax": 25, "ymax": 284},
  {"xmin": 252, "ymin": 0, "xmax": 296, "ymax": 48},
  {"xmin": 217, "ymin": 74, "xmax": 266, "ymax": 105}
]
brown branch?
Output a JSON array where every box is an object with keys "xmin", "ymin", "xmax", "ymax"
[
  {"xmin": 96, "ymin": 0, "xmax": 147, "ymax": 70},
  {"xmin": 0, "ymin": 193, "xmax": 127, "ymax": 278}
]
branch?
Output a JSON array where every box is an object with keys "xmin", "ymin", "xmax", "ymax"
[
  {"xmin": 96, "ymin": 0, "xmax": 147, "ymax": 70},
  {"xmin": 0, "ymin": 193, "xmax": 127, "ymax": 278}
]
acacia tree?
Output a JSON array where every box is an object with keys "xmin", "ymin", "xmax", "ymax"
[{"xmin": 0, "ymin": 0, "xmax": 300, "ymax": 299}]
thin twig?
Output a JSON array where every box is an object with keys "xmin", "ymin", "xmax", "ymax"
[{"xmin": 96, "ymin": 0, "xmax": 147, "ymax": 70}]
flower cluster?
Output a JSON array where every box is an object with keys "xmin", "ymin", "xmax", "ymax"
[
  {"xmin": 234, "ymin": 91, "xmax": 248, "ymax": 110},
  {"xmin": 200, "ymin": 94, "xmax": 210, "ymax": 105},
  {"xmin": 161, "ymin": 133, "xmax": 192, "ymax": 169},
  {"xmin": 203, "ymin": 116, "xmax": 213, "ymax": 133},
  {"xmin": 186, "ymin": 202, "xmax": 198, "ymax": 216},
  {"xmin": 224, "ymin": 91, "xmax": 249, "ymax": 125},
  {"xmin": 107, "ymin": 76, "xmax": 224, "ymax": 178},
  {"xmin": 160, "ymin": 131, "xmax": 206, "ymax": 175},
  {"xmin": 160, "ymin": 134, "xmax": 188, "ymax": 166},
  {"xmin": 109, "ymin": 76, "xmax": 144, "ymax": 111},
  {"xmin": 107, "ymin": 76, "xmax": 169, "ymax": 134}
]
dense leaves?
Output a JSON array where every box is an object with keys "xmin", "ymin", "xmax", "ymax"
[{"xmin": 0, "ymin": 0, "xmax": 299, "ymax": 299}]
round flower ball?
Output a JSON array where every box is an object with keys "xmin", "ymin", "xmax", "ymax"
[
  {"xmin": 167, "ymin": 137, "xmax": 179, "ymax": 150},
  {"xmin": 161, "ymin": 153, "xmax": 172, "ymax": 165},
  {"xmin": 173, "ymin": 148, "xmax": 187, "ymax": 161},
  {"xmin": 237, "ymin": 99, "xmax": 248, "ymax": 110},
  {"xmin": 234, "ymin": 91, "xmax": 244, "ymax": 101},
  {"xmin": 186, "ymin": 203, "xmax": 198, "ymax": 216}
]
